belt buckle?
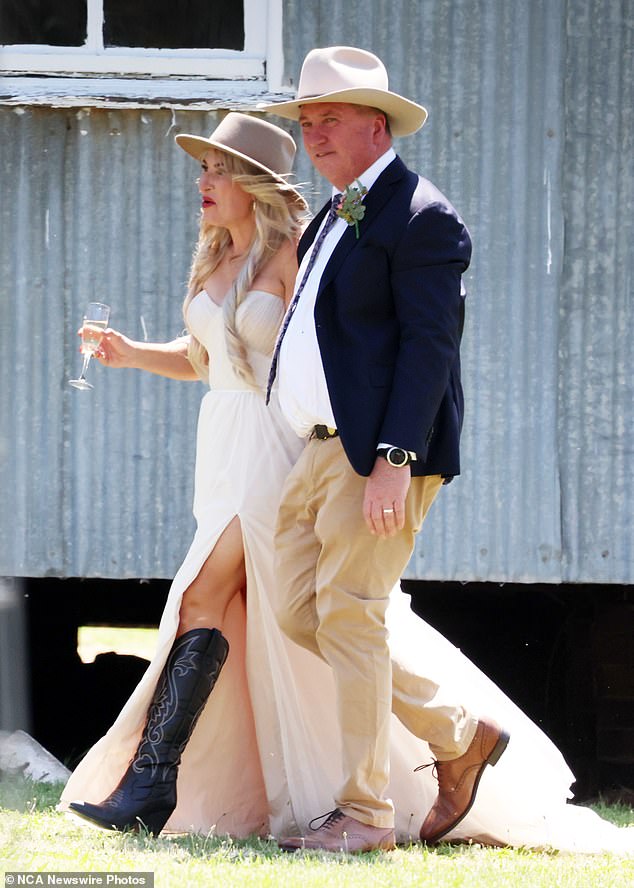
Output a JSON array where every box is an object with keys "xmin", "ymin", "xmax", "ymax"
[{"xmin": 312, "ymin": 424, "xmax": 337, "ymax": 440}]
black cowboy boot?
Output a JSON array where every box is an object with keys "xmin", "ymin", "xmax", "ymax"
[{"xmin": 69, "ymin": 627, "xmax": 229, "ymax": 834}]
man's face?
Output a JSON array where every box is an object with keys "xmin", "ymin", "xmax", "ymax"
[{"xmin": 298, "ymin": 102, "xmax": 389, "ymax": 189}]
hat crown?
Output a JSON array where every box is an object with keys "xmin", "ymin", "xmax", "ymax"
[
  {"xmin": 207, "ymin": 112, "xmax": 295, "ymax": 176},
  {"xmin": 258, "ymin": 45, "xmax": 427, "ymax": 138},
  {"xmin": 298, "ymin": 46, "xmax": 389, "ymax": 99},
  {"xmin": 175, "ymin": 112, "xmax": 306, "ymax": 208}
]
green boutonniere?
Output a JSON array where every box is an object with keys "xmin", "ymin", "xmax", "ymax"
[{"xmin": 335, "ymin": 181, "xmax": 368, "ymax": 239}]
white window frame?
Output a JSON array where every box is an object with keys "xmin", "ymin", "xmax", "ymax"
[{"xmin": 0, "ymin": 0, "xmax": 287, "ymax": 104}]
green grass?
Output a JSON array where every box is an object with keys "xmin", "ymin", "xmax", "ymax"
[{"xmin": 1, "ymin": 776, "xmax": 632, "ymax": 887}]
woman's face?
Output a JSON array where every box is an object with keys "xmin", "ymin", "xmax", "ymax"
[{"xmin": 198, "ymin": 149, "xmax": 253, "ymax": 229}]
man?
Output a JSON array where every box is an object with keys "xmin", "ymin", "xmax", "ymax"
[{"xmin": 262, "ymin": 46, "xmax": 508, "ymax": 853}]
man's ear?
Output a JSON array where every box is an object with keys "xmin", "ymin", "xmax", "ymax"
[{"xmin": 373, "ymin": 111, "xmax": 392, "ymax": 145}]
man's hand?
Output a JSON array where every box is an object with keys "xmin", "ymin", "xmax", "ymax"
[{"xmin": 363, "ymin": 457, "xmax": 411, "ymax": 537}]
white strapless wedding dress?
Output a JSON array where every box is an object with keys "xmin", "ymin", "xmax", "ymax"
[{"xmin": 61, "ymin": 290, "xmax": 633, "ymax": 853}]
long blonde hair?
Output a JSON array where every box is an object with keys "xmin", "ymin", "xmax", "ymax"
[{"xmin": 182, "ymin": 149, "xmax": 307, "ymax": 386}]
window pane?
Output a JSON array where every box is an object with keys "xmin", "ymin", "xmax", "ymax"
[
  {"xmin": 103, "ymin": 0, "xmax": 244, "ymax": 50},
  {"xmin": 0, "ymin": 0, "xmax": 87, "ymax": 46}
]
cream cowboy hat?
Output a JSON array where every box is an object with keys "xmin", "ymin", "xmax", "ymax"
[
  {"xmin": 175, "ymin": 112, "xmax": 307, "ymax": 207},
  {"xmin": 260, "ymin": 46, "xmax": 427, "ymax": 137}
]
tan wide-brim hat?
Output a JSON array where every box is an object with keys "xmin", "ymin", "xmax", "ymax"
[
  {"xmin": 175, "ymin": 112, "xmax": 306, "ymax": 207},
  {"xmin": 260, "ymin": 46, "xmax": 427, "ymax": 138}
]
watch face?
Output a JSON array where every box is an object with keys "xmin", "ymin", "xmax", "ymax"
[{"xmin": 387, "ymin": 447, "xmax": 408, "ymax": 466}]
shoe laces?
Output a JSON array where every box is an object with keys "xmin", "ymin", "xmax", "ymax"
[
  {"xmin": 415, "ymin": 760, "xmax": 441, "ymax": 781},
  {"xmin": 309, "ymin": 808, "xmax": 346, "ymax": 832}
]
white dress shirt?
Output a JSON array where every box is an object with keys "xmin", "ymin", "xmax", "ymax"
[{"xmin": 278, "ymin": 148, "xmax": 396, "ymax": 438}]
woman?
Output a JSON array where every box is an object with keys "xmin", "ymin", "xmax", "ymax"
[
  {"xmin": 63, "ymin": 112, "xmax": 310, "ymax": 837},
  {"xmin": 62, "ymin": 114, "xmax": 633, "ymax": 854}
]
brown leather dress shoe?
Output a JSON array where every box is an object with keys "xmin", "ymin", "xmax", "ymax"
[
  {"xmin": 419, "ymin": 717, "xmax": 510, "ymax": 844},
  {"xmin": 279, "ymin": 808, "xmax": 396, "ymax": 853}
]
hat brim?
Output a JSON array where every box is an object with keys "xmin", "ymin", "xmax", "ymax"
[
  {"xmin": 260, "ymin": 88, "xmax": 427, "ymax": 137},
  {"xmin": 175, "ymin": 134, "xmax": 307, "ymax": 209}
]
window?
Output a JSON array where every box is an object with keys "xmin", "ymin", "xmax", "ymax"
[
  {"xmin": 1, "ymin": 1, "xmax": 88, "ymax": 46},
  {"xmin": 102, "ymin": 1, "xmax": 243, "ymax": 51},
  {"xmin": 0, "ymin": 0, "xmax": 282, "ymax": 87}
]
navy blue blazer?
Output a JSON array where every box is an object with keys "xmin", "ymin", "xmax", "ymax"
[{"xmin": 299, "ymin": 155, "xmax": 472, "ymax": 478}]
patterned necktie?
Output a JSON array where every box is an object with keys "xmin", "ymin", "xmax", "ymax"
[{"xmin": 265, "ymin": 195, "xmax": 341, "ymax": 404}]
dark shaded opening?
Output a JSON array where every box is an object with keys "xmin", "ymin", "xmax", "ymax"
[
  {"xmin": 15, "ymin": 577, "xmax": 634, "ymax": 801},
  {"xmin": 103, "ymin": 0, "xmax": 244, "ymax": 50},
  {"xmin": 0, "ymin": 0, "xmax": 87, "ymax": 46}
]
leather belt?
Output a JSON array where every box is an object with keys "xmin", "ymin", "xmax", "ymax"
[{"xmin": 310, "ymin": 424, "xmax": 339, "ymax": 440}]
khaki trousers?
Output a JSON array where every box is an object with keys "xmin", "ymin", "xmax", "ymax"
[{"xmin": 273, "ymin": 437, "xmax": 477, "ymax": 828}]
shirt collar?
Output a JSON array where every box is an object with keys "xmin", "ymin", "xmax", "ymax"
[{"xmin": 331, "ymin": 147, "xmax": 396, "ymax": 200}]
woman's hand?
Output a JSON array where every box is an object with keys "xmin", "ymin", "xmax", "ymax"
[
  {"xmin": 92, "ymin": 328, "xmax": 139, "ymax": 368},
  {"xmin": 78, "ymin": 329, "xmax": 197, "ymax": 380}
]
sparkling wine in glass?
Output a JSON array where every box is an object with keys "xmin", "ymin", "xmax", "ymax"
[{"xmin": 69, "ymin": 302, "xmax": 111, "ymax": 390}]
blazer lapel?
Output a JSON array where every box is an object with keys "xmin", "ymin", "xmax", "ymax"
[{"xmin": 317, "ymin": 157, "xmax": 408, "ymax": 294}]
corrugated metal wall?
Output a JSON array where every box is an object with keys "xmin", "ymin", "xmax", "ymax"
[
  {"xmin": 0, "ymin": 107, "xmax": 209, "ymax": 578},
  {"xmin": 0, "ymin": 0, "xmax": 632, "ymax": 583},
  {"xmin": 557, "ymin": 0, "xmax": 634, "ymax": 583}
]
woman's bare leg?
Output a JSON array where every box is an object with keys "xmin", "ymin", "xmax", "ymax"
[
  {"xmin": 68, "ymin": 518, "xmax": 248, "ymax": 834},
  {"xmin": 177, "ymin": 516, "xmax": 246, "ymax": 636}
]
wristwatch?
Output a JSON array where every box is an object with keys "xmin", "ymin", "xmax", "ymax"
[{"xmin": 376, "ymin": 446, "xmax": 417, "ymax": 467}]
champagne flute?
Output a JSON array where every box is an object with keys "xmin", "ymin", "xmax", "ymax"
[{"xmin": 69, "ymin": 302, "xmax": 111, "ymax": 390}]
